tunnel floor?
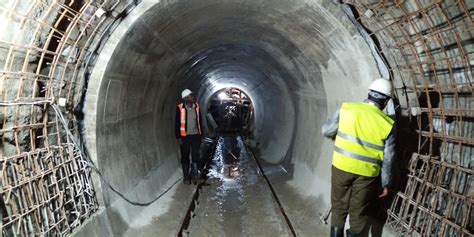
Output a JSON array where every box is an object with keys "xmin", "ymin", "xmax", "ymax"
[
  {"xmin": 186, "ymin": 135, "xmax": 292, "ymax": 236},
  {"xmin": 121, "ymin": 135, "xmax": 328, "ymax": 236}
]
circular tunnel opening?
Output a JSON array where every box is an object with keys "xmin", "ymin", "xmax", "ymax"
[
  {"xmin": 206, "ymin": 87, "xmax": 254, "ymax": 135},
  {"xmin": 87, "ymin": 0, "xmax": 383, "ymax": 228}
]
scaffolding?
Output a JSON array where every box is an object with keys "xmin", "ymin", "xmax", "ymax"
[{"xmin": 348, "ymin": 0, "xmax": 473, "ymax": 236}]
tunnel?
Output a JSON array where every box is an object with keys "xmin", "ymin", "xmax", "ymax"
[
  {"xmin": 85, "ymin": 0, "xmax": 380, "ymax": 234},
  {"xmin": 0, "ymin": 0, "xmax": 472, "ymax": 236}
]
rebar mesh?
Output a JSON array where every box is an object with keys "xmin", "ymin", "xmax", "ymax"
[
  {"xmin": 347, "ymin": 0, "xmax": 472, "ymax": 236},
  {"xmin": 0, "ymin": 0, "xmax": 472, "ymax": 236},
  {"xmin": 0, "ymin": 0, "xmax": 126, "ymax": 235}
]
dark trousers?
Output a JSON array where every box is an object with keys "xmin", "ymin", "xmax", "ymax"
[
  {"xmin": 331, "ymin": 166, "xmax": 378, "ymax": 234},
  {"xmin": 180, "ymin": 135, "xmax": 201, "ymax": 180}
]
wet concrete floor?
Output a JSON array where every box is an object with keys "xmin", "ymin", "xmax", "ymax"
[
  {"xmin": 123, "ymin": 135, "xmax": 328, "ymax": 236},
  {"xmin": 186, "ymin": 135, "xmax": 293, "ymax": 236}
]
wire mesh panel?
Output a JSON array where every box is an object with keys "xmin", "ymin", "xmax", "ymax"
[
  {"xmin": 0, "ymin": 0, "xmax": 112, "ymax": 235},
  {"xmin": 0, "ymin": 0, "xmax": 472, "ymax": 236},
  {"xmin": 347, "ymin": 0, "xmax": 472, "ymax": 236},
  {"xmin": 388, "ymin": 153, "xmax": 473, "ymax": 236},
  {"xmin": 0, "ymin": 0, "xmax": 145, "ymax": 234}
]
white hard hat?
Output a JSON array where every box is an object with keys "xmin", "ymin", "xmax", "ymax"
[
  {"xmin": 369, "ymin": 78, "xmax": 393, "ymax": 97},
  {"xmin": 181, "ymin": 89, "xmax": 193, "ymax": 99}
]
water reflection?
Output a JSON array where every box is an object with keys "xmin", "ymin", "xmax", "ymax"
[{"xmin": 205, "ymin": 135, "xmax": 252, "ymax": 217}]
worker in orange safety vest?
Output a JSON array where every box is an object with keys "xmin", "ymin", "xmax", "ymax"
[{"xmin": 175, "ymin": 89, "xmax": 203, "ymax": 184}]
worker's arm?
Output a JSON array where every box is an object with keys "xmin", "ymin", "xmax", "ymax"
[
  {"xmin": 199, "ymin": 107, "xmax": 204, "ymax": 138},
  {"xmin": 379, "ymin": 126, "xmax": 396, "ymax": 197},
  {"xmin": 321, "ymin": 109, "xmax": 340, "ymax": 139},
  {"xmin": 175, "ymin": 106, "xmax": 181, "ymax": 140}
]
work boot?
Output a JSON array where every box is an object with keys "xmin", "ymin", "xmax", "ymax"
[
  {"xmin": 330, "ymin": 226, "xmax": 344, "ymax": 237},
  {"xmin": 182, "ymin": 164, "xmax": 191, "ymax": 184},
  {"xmin": 199, "ymin": 169, "xmax": 207, "ymax": 180},
  {"xmin": 346, "ymin": 229, "xmax": 362, "ymax": 237},
  {"xmin": 191, "ymin": 163, "xmax": 199, "ymax": 184}
]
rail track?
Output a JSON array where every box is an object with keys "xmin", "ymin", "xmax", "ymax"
[{"xmin": 177, "ymin": 135, "xmax": 296, "ymax": 237}]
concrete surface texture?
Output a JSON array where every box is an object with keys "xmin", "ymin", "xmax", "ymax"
[
  {"xmin": 2, "ymin": 0, "xmax": 471, "ymax": 236},
  {"xmin": 81, "ymin": 0, "xmax": 381, "ymax": 235},
  {"xmin": 123, "ymin": 136, "xmax": 318, "ymax": 236},
  {"xmin": 183, "ymin": 136, "xmax": 294, "ymax": 236}
]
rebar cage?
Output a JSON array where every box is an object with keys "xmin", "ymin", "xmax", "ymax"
[
  {"xmin": 0, "ymin": 0, "xmax": 472, "ymax": 236},
  {"xmin": 0, "ymin": 0, "xmax": 137, "ymax": 235},
  {"xmin": 348, "ymin": 0, "xmax": 472, "ymax": 236}
]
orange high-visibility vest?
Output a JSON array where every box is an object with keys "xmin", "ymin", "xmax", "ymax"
[{"xmin": 178, "ymin": 103, "xmax": 202, "ymax": 137}]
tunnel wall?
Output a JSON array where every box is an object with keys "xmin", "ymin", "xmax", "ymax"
[
  {"xmin": 81, "ymin": 0, "xmax": 382, "ymax": 234},
  {"xmin": 285, "ymin": 2, "xmax": 383, "ymax": 200},
  {"xmin": 82, "ymin": 1, "xmax": 182, "ymax": 234},
  {"xmin": 2, "ymin": 0, "xmax": 469, "ymax": 236}
]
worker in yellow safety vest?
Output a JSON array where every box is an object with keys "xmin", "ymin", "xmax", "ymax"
[
  {"xmin": 175, "ymin": 89, "xmax": 203, "ymax": 184},
  {"xmin": 322, "ymin": 78, "xmax": 396, "ymax": 237}
]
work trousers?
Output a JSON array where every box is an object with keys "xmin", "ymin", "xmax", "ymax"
[
  {"xmin": 180, "ymin": 134, "xmax": 201, "ymax": 180},
  {"xmin": 331, "ymin": 165, "xmax": 378, "ymax": 234}
]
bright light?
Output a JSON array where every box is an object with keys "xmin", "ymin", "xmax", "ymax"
[{"xmin": 218, "ymin": 92, "xmax": 227, "ymax": 100}]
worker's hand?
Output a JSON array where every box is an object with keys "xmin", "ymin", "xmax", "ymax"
[
  {"xmin": 379, "ymin": 187, "xmax": 389, "ymax": 198},
  {"xmin": 177, "ymin": 138, "xmax": 183, "ymax": 146}
]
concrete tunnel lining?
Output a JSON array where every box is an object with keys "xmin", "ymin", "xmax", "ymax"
[
  {"xmin": 83, "ymin": 0, "xmax": 383, "ymax": 229},
  {"xmin": 1, "ymin": 0, "xmax": 471, "ymax": 236}
]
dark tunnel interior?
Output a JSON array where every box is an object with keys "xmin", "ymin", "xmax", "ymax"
[
  {"xmin": 1, "ymin": 0, "xmax": 471, "ymax": 236},
  {"xmin": 87, "ymin": 0, "xmax": 384, "ymax": 233}
]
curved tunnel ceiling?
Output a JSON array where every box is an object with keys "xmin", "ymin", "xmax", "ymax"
[
  {"xmin": 89, "ymin": 0, "xmax": 382, "ymax": 211},
  {"xmin": 0, "ymin": 0, "xmax": 472, "ymax": 236}
]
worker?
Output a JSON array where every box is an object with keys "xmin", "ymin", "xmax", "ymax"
[
  {"xmin": 322, "ymin": 78, "xmax": 396, "ymax": 237},
  {"xmin": 175, "ymin": 89, "xmax": 203, "ymax": 184}
]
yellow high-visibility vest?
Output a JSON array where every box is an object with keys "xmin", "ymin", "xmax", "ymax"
[{"xmin": 332, "ymin": 102, "xmax": 394, "ymax": 177}]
